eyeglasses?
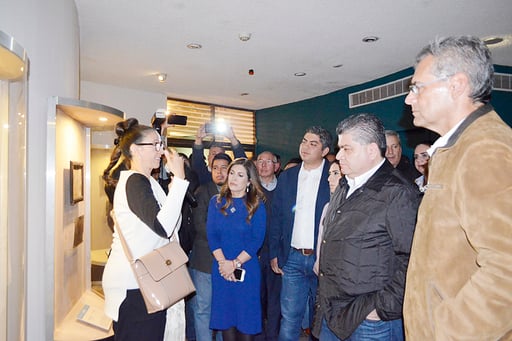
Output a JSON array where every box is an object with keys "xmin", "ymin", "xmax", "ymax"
[
  {"xmin": 413, "ymin": 152, "xmax": 430, "ymax": 161},
  {"xmin": 256, "ymin": 160, "xmax": 275, "ymax": 166},
  {"xmin": 408, "ymin": 77, "xmax": 448, "ymax": 95},
  {"xmin": 135, "ymin": 141, "xmax": 164, "ymax": 151}
]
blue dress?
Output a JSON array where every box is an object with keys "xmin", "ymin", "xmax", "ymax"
[{"xmin": 207, "ymin": 196, "xmax": 266, "ymax": 334}]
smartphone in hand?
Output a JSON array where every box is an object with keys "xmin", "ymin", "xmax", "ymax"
[{"xmin": 233, "ymin": 268, "xmax": 246, "ymax": 282}]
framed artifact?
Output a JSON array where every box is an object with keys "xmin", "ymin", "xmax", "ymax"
[{"xmin": 70, "ymin": 161, "xmax": 84, "ymax": 204}]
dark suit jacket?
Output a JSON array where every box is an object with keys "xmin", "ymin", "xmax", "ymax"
[
  {"xmin": 189, "ymin": 181, "xmax": 220, "ymax": 273},
  {"xmin": 268, "ymin": 161, "xmax": 331, "ymax": 268}
]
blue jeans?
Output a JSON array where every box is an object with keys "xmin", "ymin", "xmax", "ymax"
[
  {"xmin": 190, "ymin": 268, "xmax": 223, "ymax": 341},
  {"xmin": 278, "ymin": 249, "xmax": 317, "ymax": 341},
  {"xmin": 320, "ymin": 317, "xmax": 404, "ymax": 341}
]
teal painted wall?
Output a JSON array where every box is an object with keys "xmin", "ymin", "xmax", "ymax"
[{"xmin": 256, "ymin": 65, "xmax": 512, "ymax": 164}]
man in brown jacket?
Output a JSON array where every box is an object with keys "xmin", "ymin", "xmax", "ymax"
[{"xmin": 403, "ymin": 35, "xmax": 512, "ymax": 340}]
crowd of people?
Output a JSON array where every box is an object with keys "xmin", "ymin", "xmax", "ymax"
[{"xmin": 101, "ymin": 35, "xmax": 512, "ymax": 341}]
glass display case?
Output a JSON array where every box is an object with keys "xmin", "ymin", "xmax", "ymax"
[{"xmin": 0, "ymin": 30, "xmax": 28, "ymax": 341}]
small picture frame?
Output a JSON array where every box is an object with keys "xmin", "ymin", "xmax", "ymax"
[{"xmin": 70, "ymin": 161, "xmax": 84, "ymax": 204}]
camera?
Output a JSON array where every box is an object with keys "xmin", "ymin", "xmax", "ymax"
[
  {"xmin": 204, "ymin": 121, "xmax": 227, "ymax": 135},
  {"xmin": 151, "ymin": 110, "xmax": 188, "ymax": 135}
]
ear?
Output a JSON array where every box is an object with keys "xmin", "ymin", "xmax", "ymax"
[
  {"xmin": 321, "ymin": 147, "xmax": 329, "ymax": 158},
  {"xmin": 449, "ymin": 72, "xmax": 470, "ymax": 99},
  {"xmin": 366, "ymin": 143, "xmax": 380, "ymax": 160}
]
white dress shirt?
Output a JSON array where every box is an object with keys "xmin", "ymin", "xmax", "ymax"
[{"xmin": 291, "ymin": 160, "xmax": 325, "ymax": 249}]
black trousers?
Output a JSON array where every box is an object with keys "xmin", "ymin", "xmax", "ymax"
[{"xmin": 113, "ymin": 289, "xmax": 166, "ymax": 341}]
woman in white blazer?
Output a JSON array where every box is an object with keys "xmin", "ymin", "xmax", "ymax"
[{"xmin": 102, "ymin": 118, "xmax": 189, "ymax": 340}]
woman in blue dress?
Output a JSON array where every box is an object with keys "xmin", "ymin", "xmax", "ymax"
[{"xmin": 207, "ymin": 158, "xmax": 266, "ymax": 341}]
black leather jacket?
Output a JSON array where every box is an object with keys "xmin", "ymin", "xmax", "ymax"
[{"xmin": 312, "ymin": 160, "xmax": 420, "ymax": 339}]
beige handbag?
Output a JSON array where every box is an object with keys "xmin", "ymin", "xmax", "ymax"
[{"xmin": 113, "ymin": 212, "xmax": 196, "ymax": 314}]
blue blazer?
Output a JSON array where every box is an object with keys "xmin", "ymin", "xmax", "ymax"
[{"xmin": 269, "ymin": 160, "xmax": 331, "ymax": 268}]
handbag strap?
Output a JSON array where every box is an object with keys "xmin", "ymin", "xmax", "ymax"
[
  {"xmin": 111, "ymin": 210, "xmax": 178, "ymax": 263},
  {"xmin": 111, "ymin": 210, "xmax": 135, "ymax": 263}
]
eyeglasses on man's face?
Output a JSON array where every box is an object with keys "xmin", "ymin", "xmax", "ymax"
[
  {"xmin": 256, "ymin": 159, "xmax": 275, "ymax": 166},
  {"xmin": 408, "ymin": 77, "xmax": 448, "ymax": 95},
  {"xmin": 135, "ymin": 141, "xmax": 164, "ymax": 152}
]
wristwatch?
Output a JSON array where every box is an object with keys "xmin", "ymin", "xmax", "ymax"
[{"xmin": 233, "ymin": 258, "xmax": 242, "ymax": 268}]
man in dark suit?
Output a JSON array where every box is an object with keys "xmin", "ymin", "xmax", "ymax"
[
  {"xmin": 384, "ymin": 130, "xmax": 420, "ymax": 183},
  {"xmin": 255, "ymin": 150, "xmax": 281, "ymax": 341},
  {"xmin": 269, "ymin": 126, "xmax": 332, "ymax": 341}
]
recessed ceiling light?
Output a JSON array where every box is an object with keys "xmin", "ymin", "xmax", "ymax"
[
  {"xmin": 239, "ymin": 33, "xmax": 252, "ymax": 42},
  {"xmin": 484, "ymin": 37, "xmax": 504, "ymax": 45},
  {"xmin": 157, "ymin": 73, "xmax": 167, "ymax": 82},
  {"xmin": 332, "ymin": 64, "xmax": 344, "ymax": 68},
  {"xmin": 294, "ymin": 72, "xmax": 306, "ymax": 77},
  {"xmin": 99, "ymin": 117, "xmax": 108, "ymax": 122},
  {"xmin": 187, "ymin": 43, "xmax": 202, "ymax": 49},
  {"xmin": 362, "ymin": 36, "xmax": 379, "ymax": 43}
]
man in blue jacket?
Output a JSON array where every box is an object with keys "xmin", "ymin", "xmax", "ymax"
[{"xmin": 269, "ymin": 126, "xmax": 332, "ymax": 341}]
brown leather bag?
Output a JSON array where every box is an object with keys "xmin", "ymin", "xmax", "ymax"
[{"xmin": 113, "ymin": 212, "xmax": 196, "ymax": 314}]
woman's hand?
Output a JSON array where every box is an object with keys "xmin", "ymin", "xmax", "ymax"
[
  {"xmin": 163, "ymin": 147, "xmax": 185, "ymax": 179},
  {"xmin": 218, "ymin": 260, "xmax": 236, "ymax": 281}
]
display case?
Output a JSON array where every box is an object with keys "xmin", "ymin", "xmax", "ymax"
[
  {"xmin": 0, "ymin": 29, "xmax": 28, "ymax": 341},
  {"xmin": 47, "ymin": 97, "xmax": 124, "ymax": 340}
]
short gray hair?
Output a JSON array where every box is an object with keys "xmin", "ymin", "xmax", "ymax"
[
  {"xmin": 385, "ymin": 130, "xmax": 401, "ymax": 145},
  {"xmin": 415, "ymin": 36, "xmax": 494, "ymax": 104},
  {"xmin": 336, "ymin": 114, "xmax": 386, "ymax": 157}
]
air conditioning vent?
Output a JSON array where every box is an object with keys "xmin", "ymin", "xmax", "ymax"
[
  {"xmin": 349, "ymin": 76, "xmax": 412, "ymax": 108},
  {"xmin": 349, "ymin": 72, "xmax": 511, "ymax": 108},
  {"xmin": 494, "ymin": 73, "xmax": 512, "ymax": 91}
]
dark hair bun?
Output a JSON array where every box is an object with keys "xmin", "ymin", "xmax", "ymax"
[{"xmin": 115, "ymin": 118, "xmax": 139, "ymax": 138}]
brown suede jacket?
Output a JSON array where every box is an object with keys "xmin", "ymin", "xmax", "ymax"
[{"xmin": 404, "ymin": 104, "xmax": 512, "ymax": 340}]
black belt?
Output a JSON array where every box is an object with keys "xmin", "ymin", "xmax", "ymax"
[{"xmin": 292, "ymin": 247, "xmax": 314, "ymax": 256}]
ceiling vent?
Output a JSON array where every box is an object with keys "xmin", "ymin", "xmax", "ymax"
[{"xmin": 349, "ymin": 73, "xmax": 511, "ymax": 108}]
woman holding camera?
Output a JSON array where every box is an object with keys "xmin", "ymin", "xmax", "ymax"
[
  {"xmin": 207, "ymin": 158, "xmax": 266, "ymax": 341},
  {"xmin": 102, "ymin": 118, "xmax": 189, "ymax": 340}
]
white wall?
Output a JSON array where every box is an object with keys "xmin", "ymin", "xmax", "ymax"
[
  {"xmin": 54, "ymin": 111, "xmax": 87, "ymax": 328},
  {"xmin": 0, "ymin": 0, "xmax": 79, "ymax": 339},
  {"xmin": 81, "ymin": 81, "xmax": 167, "ymax": 125}
]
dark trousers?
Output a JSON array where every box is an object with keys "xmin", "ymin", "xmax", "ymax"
[
  {"xmin": 255, "ymin": 252, "xmax": 282, "ymax": 341},
  {"xmin": 113, "ymin": 289, "xmax": 166, "ymax": 341}
]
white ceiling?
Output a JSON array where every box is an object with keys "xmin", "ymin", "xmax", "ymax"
[{"xmin": 75, "ymin": 0, "xmax": 512, "ymax": 110}]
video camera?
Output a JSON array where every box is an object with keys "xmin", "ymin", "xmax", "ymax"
[{"xmin": 150, "ymin": 109, "xmax": 188, "ymax": 135}]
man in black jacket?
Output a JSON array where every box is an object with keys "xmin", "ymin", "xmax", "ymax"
[
  {"xmin": 384, "ymin": 129, "xmax": 420, "ymax": 184},
  {"xmin": 312, "ymin": 114, "xmax": 420, "ymax": 341}
]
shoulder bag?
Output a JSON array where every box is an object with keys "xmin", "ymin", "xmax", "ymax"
[{"xmin": 113, "ymin": 212, "xmax": 196, "ymax": 314}]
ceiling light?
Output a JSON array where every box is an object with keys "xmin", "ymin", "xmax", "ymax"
[
  {"xmin": 484, "ymin": 37, "xmax": 504, "ymax": 45},
  {"xmin": 294, "ymin": 72, "xmax": 306, "ymax": 77},
  {"xmin": 99, "ymin": 117, "xmax": 108, "ymax": 122},
  {"xmin": 362, "ymin": 36, "xmax": 379, "ymax": 43},
  {"xmin": 239, "ymin": 33, "xmax": 252, "ymax": 42},
  {"xmin": 187, "ymin": 43, "xmax": 202, "ymax": 49},
  {"xmin": 157, "ymin": 73, "xmax": 167, "ymax": 82}
]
